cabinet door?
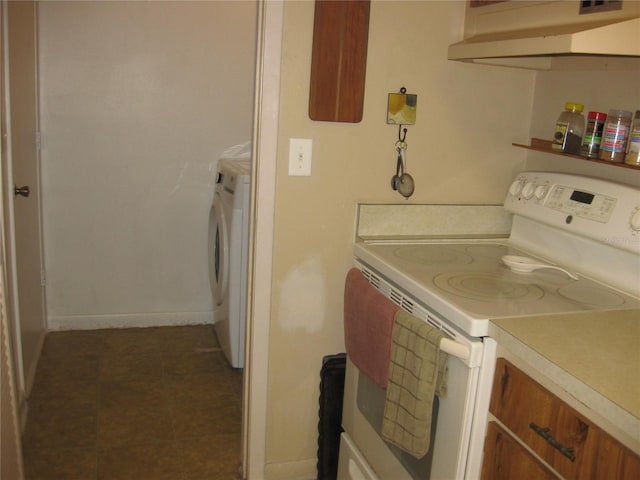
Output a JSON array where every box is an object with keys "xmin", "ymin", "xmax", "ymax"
[
  {"xmin": 490, "ymin": 358, "xmax": 598, "ymax": 478},
  {"xmin": 481, "ymin": 422, "xmax": 557, "ymax": 480}
]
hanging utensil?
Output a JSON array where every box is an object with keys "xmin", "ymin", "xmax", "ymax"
[
  {"xmin": 391, "ymin": 141, "xmax": 414, "ymax": 199},
  {"xmin": 391, "ymin": 147, "xmax": 403, "ymax": 191},
  {"xmin": 397, "ymin": 147, "xmax": 414, "ymax": 198}
]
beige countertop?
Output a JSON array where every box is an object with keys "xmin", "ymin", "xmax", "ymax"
[{"xmin": 489, "ymin": 309, "xmax": 640, "ymax": 453}]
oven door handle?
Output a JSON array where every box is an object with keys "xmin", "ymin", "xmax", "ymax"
[{"xmin": 440, "ymin": 337, "xmax": 469, "ymax": 361}]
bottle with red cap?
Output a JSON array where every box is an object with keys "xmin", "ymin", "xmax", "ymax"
[{"xmin": 581, "ymin": 111, "xmax": 607, "ymax": 158}]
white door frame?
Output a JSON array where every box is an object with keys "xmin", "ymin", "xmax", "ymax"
[
  {"xmin": 0, "ymin": 1, "xmax": 24, "ymax": 477},
  {"xmin": 243, "ymin": 1, "xmax": 283, "ymax": 478},
  {"xmin": 0, "ymin": 0, "xmax": 25, "ymax": 399}
]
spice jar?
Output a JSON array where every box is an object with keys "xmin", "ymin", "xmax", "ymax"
[
  {"xmin": 624, "ymin": 110, "xmax": 640, "ymax": 166},
  {"xmin": 552, "ymin": 102, "xmax": 585, "ymax": 155},
  {"xmin": 599, "ymin": 109, "xmax": 633, "ymax": 163},
  {"xmin": 581, "ymin": 111, "xmax": 607, "ymax": 158}
]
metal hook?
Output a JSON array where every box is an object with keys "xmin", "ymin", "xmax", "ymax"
[
  {"xmin": 395, "ymin": 87, "xmax": 408, "ymax": 143},
  {"xmin": 398, "ymin": 125, "xmax": 407, "ymax": 143}
]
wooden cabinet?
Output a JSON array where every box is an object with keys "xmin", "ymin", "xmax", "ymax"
[
  {"xmin": 482, "ymin": 422, "xmax": 557, "ymax": 480},
  {"xmin": 482, "ymin": 358, "xmax": 640, "ymax": 480},
  {"xmin": 594, "ymin": 433, "xmax": 640, "ymax": 480}
]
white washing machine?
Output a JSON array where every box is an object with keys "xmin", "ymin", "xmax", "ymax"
[{"xmin": 208, "ymin": 156, "xmax": 251, "ymax": 369}]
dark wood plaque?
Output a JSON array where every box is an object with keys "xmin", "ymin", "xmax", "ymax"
[{"xmin": 308, "ymin": 0, "xmax": 370, "ymax": 123}]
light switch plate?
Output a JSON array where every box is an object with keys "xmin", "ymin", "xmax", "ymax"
[{"xmin": 289, "ymin": 138, "xmax": 312, "ymax": 176}]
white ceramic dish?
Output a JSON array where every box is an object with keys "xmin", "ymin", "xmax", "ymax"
[{"xmin": 502, "ymin": 255, "xmax": 578, "ymax": 280}]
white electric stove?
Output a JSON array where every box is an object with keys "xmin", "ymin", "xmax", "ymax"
[
  {"xmin": 355, "ymin": 172, "xmax": 640, "ymax": 339},
  {"xmin": 339, "ymin": 171, "xmax": 640, "ymax": 480}
]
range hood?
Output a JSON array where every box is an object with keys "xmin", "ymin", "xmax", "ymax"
[{"xmin": 448, "ymin": 17, "xmax": 640, "ymax": 70}]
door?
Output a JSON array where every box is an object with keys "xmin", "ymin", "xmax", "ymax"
[{"xmin": 2, "ymin": 0, "xmax": 46, "ymax": 396}]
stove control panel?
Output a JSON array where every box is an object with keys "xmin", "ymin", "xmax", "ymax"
[
  {"xmin": 545, "ymin": 184, "xmax": 616, "ymax": 223},
  {"xmin": 505, "ymin": 172, "xmax": 640, "ymax": 254}
]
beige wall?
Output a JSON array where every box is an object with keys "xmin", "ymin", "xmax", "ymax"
[
  {"xmin": 265, "ymin": 1, "xmax": 537, "ymax": 475},
  {"xmin": 38, "ymin": 1, "xmax": 257, "ymax": 330}
]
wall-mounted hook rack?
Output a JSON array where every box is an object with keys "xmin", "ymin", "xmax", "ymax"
[{"xmin": 388, "ymin": 86, "xmax": 416, "ymax": 198}]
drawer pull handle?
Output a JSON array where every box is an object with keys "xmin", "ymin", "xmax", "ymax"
[{"xmin": 529, "ymin": 422, "xmax": 576, "ymax": 462}]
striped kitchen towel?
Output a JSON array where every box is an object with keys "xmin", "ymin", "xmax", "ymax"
[{"xmin": 381, "ymin": 310, "xmax": 449, "ymax": 458}]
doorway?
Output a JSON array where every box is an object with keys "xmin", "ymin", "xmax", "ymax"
[{"xmin": 2, "ymin": 0, "xmax": 263, "ymax": 477}]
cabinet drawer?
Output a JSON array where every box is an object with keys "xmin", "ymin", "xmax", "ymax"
[
  {"xmin": 490, "ymin": 358, "xmax": 598, "ymax": 479},
  {"xmin": 481, "ymin": 421, "xmax": 557, "ymax": 480},
  {"xmin": 490, "ymin": 358, "xmax": 640, "ymax": 480}
]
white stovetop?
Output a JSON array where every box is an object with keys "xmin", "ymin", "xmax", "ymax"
[{"xmin": 356, "ymin": 240, "xmax": 640, "ymax": 332}]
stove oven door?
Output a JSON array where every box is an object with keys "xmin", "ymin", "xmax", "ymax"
[{"xmin": 340, "ymin": 338, "xmax": 492, "ymax": 480}]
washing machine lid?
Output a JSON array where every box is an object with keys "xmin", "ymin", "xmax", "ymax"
[{"xmin": 217, "ymin": 160, "xmax": 251, "ymax": 196}]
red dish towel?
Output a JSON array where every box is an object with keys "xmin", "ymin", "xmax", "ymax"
[{"xmin": 344, "ymin": 267, "xmax": 399, "ymax": 389}]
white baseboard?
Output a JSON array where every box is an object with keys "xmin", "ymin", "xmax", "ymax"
[
  {"xmin": 264, "ymin": 459, "xmax": 316, "ymax": 480},
  {"xmin": 47, "ymin": 311, "xmax": 214, "ymax": 331}
]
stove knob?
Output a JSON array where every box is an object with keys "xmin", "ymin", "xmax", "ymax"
[
  {"xmin": 631, "ymin": 207, "xmax": 640, "ymax": 232},
  {"xmin": 508, "ymin": 178, "xmax": 525, "ymax": 196},
  {"xmin": 534, "ymin": 184, "xmax": 549, "ymax": 200},
  {"xmin": 521, "ymin": 182, "xmax": 536, "ymax": 200}
]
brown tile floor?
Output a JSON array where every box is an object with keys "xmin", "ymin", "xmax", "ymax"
[{"xmin": 22, "ymin": 325, "xmax": 243, "ymax": 480}]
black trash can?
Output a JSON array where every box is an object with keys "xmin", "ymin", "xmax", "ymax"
[{"xmin": 316, "ymin": 353, "xmax": 347, "ymax": 480}]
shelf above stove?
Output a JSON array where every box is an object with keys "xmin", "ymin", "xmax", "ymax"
[{"xmin": 513, "ymin": 138, "xmax": 640, "ymax": 170}]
